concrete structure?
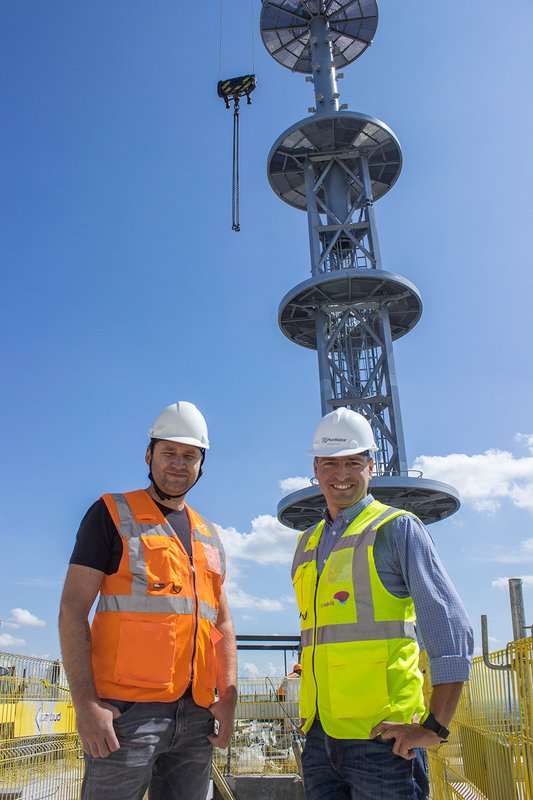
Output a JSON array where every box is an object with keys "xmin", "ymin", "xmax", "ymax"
[{"xmin": 260, "ymin": 0, "xmax": 459, "ymax": 528}]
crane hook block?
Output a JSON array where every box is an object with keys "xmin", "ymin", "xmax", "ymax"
[{"xmin": 217, "ymin": 74, "xmax": 257, "ymax": 109}]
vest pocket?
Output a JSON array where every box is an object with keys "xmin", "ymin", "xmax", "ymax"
[
  {"xmin": 326, "ymin": 642, "xmax": 391, "ymax": 721},
  {"xmin": 293, "ymin": 563, "xmax": 312, "ymax": 619},
  {"xmin": 141, "ymin": 536, "xmax": 182, "ymax": 589},
  {"xmin": 114, "ymin": 618, "xmax": 178, "ymax": 688}
]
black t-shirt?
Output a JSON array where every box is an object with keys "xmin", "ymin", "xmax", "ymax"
[{"xmin": 69, "ymin": 496, "xmax": 192, "ymax": 574}]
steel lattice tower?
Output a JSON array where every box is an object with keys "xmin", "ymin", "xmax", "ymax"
[{"xmin": 260, "ymin": 0, "xmax": 459, "ymax": 530}]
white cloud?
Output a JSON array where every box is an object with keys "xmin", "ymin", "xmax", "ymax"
[
  {"xmin": 412, "ymin": 437, "xmax": 533, "ymax": 514},
  {"xmin": 240, "ymin": 662, "xmax": 260, "ymax": 677},
  {"xmin": 279, "ymin": 476, "xmax": 311, "ymax": 494},
  {"xmin": 239, "ymin": 661, "xmax": 284, "ymax": 678},
  {"xmin": 218, "ymin": 515, "xmax": 297, "ymax": 565},
  {"xmin": 0, "ymin": 633, "xmax": 26, "ymax": 647},
  {"xmin": 492, "ymin": 575, "xmax": 533, "ymax": 589},
  {"xmin": 224, "ymin": 581, "xmax": 284, "ymax": 612},
  {"xmin": 483, "ymin": 538, "xmax": 533, "ymax": 564},
  {"xmin": 516, "ymin": 433, "xmax": 533, "ymax": 454},
  {"xmin": 9, "ymin": 608, "xmax": 46, "ymax": 627}
]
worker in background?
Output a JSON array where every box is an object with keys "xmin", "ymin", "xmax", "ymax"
[
  {"xmin": 59, "ymin": 402, "xmax": 237, "ymax": 800},
  {"xmin": 277, "ymin": 663, "xmax": 302, "ymax": 700},
  {"xmin": 287, "ymin": 663, "xmax": 302, "ymax": 680},
  {"xmin": 292, "ymin": 408, "xmax": 473, "ymax": 800}
]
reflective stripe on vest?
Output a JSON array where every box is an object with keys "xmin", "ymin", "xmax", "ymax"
[
  {"xmin": 300, "ymin": 619, "xmax": 417, "ymax": 648},
  {"xmin": 295, "ymin": 507, "xmax": 414, "ymax": 645},
  {"xmin": 95, "ymin": 494, "xmax": 221, "ymax": 620}
]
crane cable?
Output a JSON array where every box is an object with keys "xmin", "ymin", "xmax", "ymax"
[
  {"xmin": 232, "ymin": 100, "xmax": 240, "ymax": 232},
  {"xmin": 217, "ymin": 0, "xmax": 256, "ymax": 232}
]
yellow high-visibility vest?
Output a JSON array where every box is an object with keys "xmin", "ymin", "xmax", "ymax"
[{"xmin": 291, "ymin": 500, "xmax": 425, "ymax": 739}]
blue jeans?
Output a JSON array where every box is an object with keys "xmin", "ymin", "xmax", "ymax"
[
  {"xmin": 81, "ymin": 694, "xmax": 214, "ymax": 800},
  {"xmin": 302, "ymin": 720, "xmax": 427, "ymax": 800}
]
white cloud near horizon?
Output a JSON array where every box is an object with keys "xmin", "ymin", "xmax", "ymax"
[
  {"xmin": 224, "ymin": 583, "xmax": 283, "ymax": 612},
  {"xmin": 279, "ymin": 476, "xmax": 311, "ymax": 494},
  {"xmin": 413, "ymin": 434, "xmax": 533, "ymax": 513},
  {"xmin": 0, "ymin": 633, "xmax": 26, "ymax": 647},
  {"xmin": 492, "ymin": 575, "xmax": 533, "ymax": 589},
  {"xmin": 218, "ymin": 515, "xmax": 296, "ymax": 565},
  {"xmin": 4, "ymin": 608, "xmax": 46, "ymax": 628},
  {"xmin": 240, "ymin": 661, "xmax": 284, "ymax": 678},
  {"xmin": 483, "ymin": 538, "xmax": 533, "ymax": 564}
]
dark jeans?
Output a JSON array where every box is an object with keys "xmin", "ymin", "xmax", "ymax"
[
  {"xmin": 81, "ymin": 694, "xmax": 214, "ymax": 800},
  {"xmin": 302, "ymin": 720, "xmax": 429, "ymax": 800}
]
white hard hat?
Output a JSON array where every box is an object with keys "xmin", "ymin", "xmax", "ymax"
[
  {"xmin": 308, "ymin": 408, "xmax": 378, "ymax": 457},
  {"xmin": 148, "ymin": 402, "xmax": 210, "ymax": 449}
]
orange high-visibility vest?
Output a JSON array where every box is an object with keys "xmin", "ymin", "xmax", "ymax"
[{"xmin": 90, "ymin": 490, "xmax": 226, "ymax": 706}]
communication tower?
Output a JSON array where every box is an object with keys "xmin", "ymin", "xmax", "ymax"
[{"xmin": 260, "ymin": 0, "xmax": 459, "ymax": 529}]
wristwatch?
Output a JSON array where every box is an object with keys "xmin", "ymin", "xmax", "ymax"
[{"xmin": 421, "ymin": 712, "xmax": 450, "ymax": 742}]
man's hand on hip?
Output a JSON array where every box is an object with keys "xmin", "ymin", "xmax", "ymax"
[
  {"xmin": 75, "ymin": 700, "xmax": 121, "ymax": 758},
  {"xmin": 208, "ymin": 693, "xmax": 236, "ymax": 749},
  {"xmin": 370, "ymin": 720, "xmax": 442, "ymax": 760}
]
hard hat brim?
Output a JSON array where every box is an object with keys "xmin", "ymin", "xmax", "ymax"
[
  {"xmin": 307, "ymin": 445, "xmax": 378, "ymax": 457},
  {"xmin": 152, "ymin": 435, "xmax": 210, "ymax": 449}
]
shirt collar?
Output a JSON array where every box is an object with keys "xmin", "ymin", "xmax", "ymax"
[{"xmin": 324, "ymin": 493, "xmax": 375, "ymax": 526}]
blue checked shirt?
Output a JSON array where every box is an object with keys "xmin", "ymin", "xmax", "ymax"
[{"xmin": 316, "ymin": 494, "xmax": 473, "ymax": 685}]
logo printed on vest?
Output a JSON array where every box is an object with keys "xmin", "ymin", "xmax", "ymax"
[{"xmin": 334, "ymin": 591, "xmax": 350, "ymax": 605}]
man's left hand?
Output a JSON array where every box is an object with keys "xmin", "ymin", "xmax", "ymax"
[
  {"xmin": 370, "ymin": 721, "xmax": 442, "ymax": 760},
  {"xmin": 208, "ymin": 693, "xmax": 236, "ymax": 749}
]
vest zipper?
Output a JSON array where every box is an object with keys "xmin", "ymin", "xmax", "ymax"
[
  {"xmin": 189, "ymin": 554, "xmax": 199, "ymax": 686},
  {"xmin": 312, "ymin": 574, "xmax": 320, "ymax": 719}
]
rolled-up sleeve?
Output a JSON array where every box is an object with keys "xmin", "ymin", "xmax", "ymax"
[{"xmin": 377, "ymin": 515, "xmax": 474, "ymax": 685}]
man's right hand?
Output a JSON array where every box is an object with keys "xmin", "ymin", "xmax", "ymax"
[{"xmin": 75, "ymin": 700, "xmax": 121, "ymax": 758}]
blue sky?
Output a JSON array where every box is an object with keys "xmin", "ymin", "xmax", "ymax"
[{"xmin": 1, "ymin": 0, "xmax": 532, "ymax": 676}]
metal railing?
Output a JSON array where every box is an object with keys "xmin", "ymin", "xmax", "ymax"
[
  {"xmin": 213, "ymin": 677, "xmax": 302, "ymax": 776},
  {"xmin": 0, "ymin": 652, "xmax": 81, "ymax": 799},
  {"xmin": 2, "ymin": 643, "xmax": 533, "ymax": 797},
  {"xmin": 427, "ymin": 637, "xmax": 533, "ymax": 800}
]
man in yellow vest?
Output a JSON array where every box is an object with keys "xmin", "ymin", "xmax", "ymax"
[
  {"xmin": 59, "ymin": 402, "xmax": 237, "ymax": 800},
  {"xmin": 292, "ymin": 408, "xmax": 473, "ymax": 800}
]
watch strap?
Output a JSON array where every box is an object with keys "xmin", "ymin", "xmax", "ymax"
[{"xmin": 421, "ymin": 712, "xmax": 450, "ymax": 741}]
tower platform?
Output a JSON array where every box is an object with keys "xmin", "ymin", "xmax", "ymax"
[
  {"xmin": 267, "ymin": 112, "xmax": 402, "ymax": 211},
  {"xmin": 278, "ymin": 478, "xmax": 461, "ymax": 530},
  {"xmin": 260, "ymin": 0, "xmax": 378, "ymax": 73},
  {"xmin": 279, "ymin": 269, "xmax": 422, "ymax": 349}
]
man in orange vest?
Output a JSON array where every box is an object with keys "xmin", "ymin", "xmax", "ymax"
[{"xmin": 59, "ymin": 402, "xmax": 237, "ymax": 800}]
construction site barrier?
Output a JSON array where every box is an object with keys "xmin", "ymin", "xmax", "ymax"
[
  {"xmin": 427, "ymin": 636, "xmax": 533, "ymax": 800},
  {"xmin": 0, "ymin": 652, "xmax": 81, "ymax": 799},
  {"xmin": 1, "ymin": 641, "xmax": 533, "ymax": 798}
]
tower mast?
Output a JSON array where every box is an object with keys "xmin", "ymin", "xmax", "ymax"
[{"xmin": 260, "ymin": 0, "xmax": 459, "ymax": 528}]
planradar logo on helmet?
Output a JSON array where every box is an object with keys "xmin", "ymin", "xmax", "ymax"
[{"xmin": 308, "ymin": 409, "xmax": 378, "ymax": 457}]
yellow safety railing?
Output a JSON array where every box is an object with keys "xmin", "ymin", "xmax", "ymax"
[
  {"xmin": 2, "ymin": 642, "xmax": 533, "ymax": 797},
  {"xmin": 426, "ymin": 637, "xmax": 533, "ymax": 800},
  {"xmin": 0, "ymin": 651, "xmax": 82, "ymax": 799}
]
